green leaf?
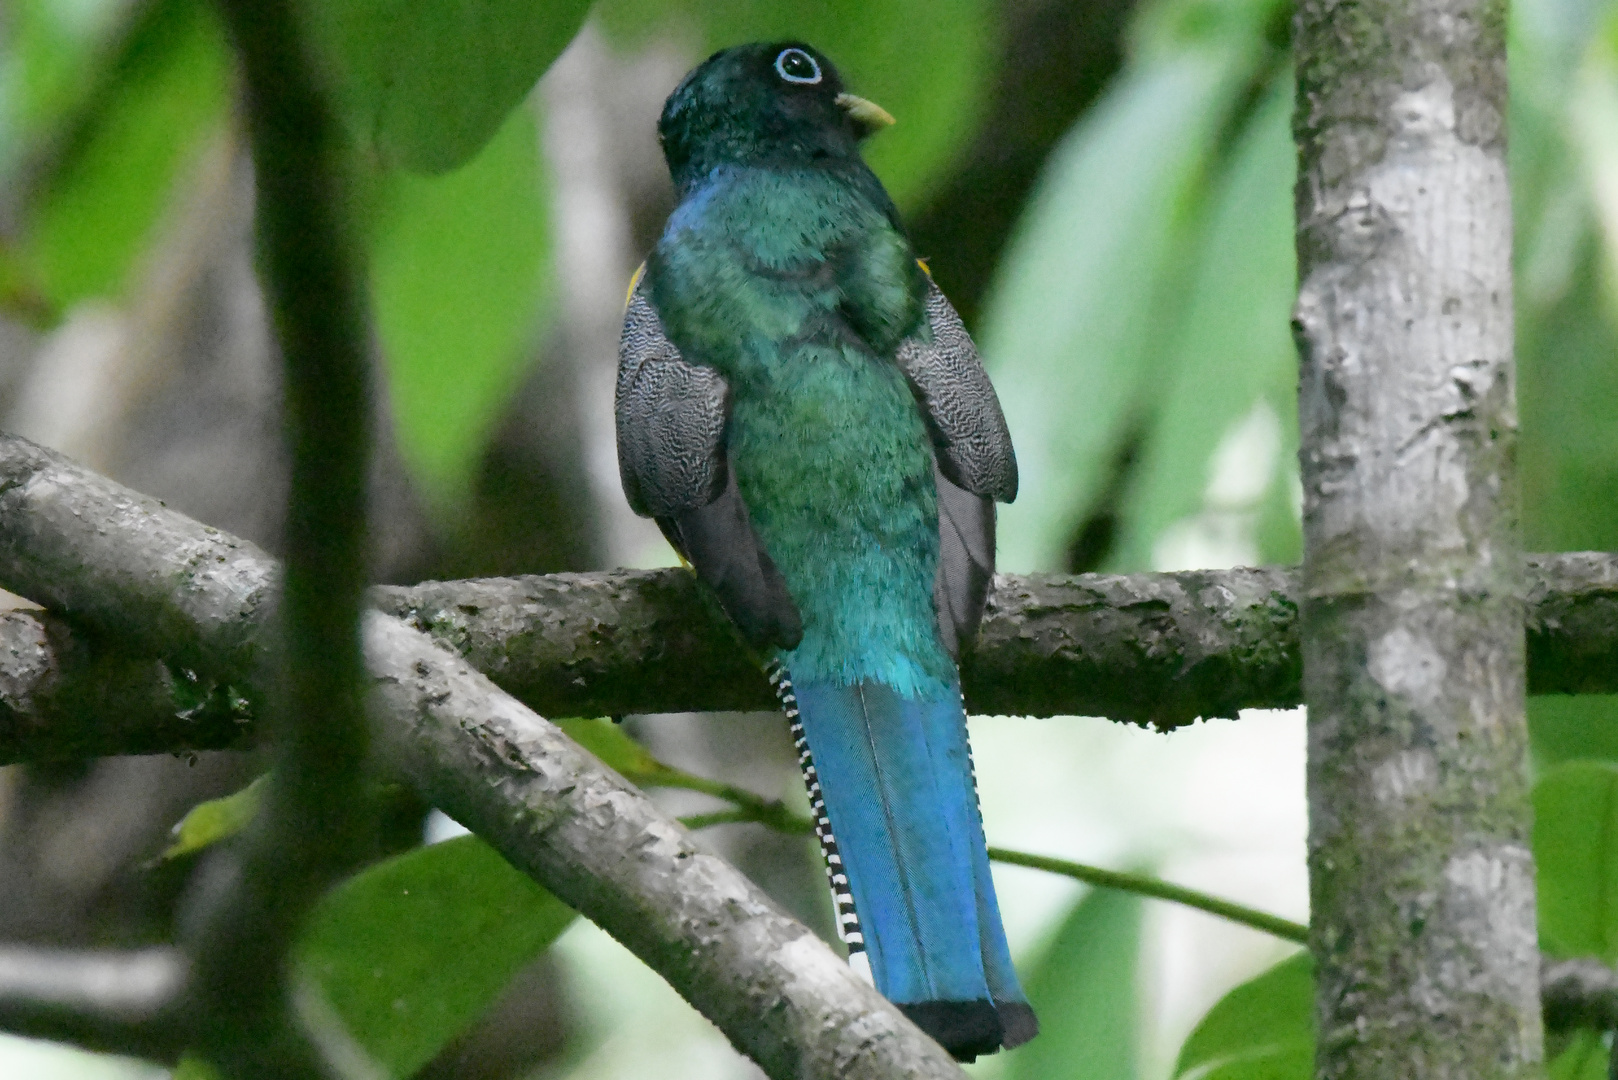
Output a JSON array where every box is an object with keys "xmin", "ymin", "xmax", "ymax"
[
  {"xmin": 0, "ymin": 0, "xmax": 127, "ymax": 161},
  {"xmin": 597, "ymin": 0, "xmax": 994, "ymax": 209},
  {"xmin": 160, "ymin": 774, "xmax": 267, "ymax": 861},
  {"xmin": 978, "ymin": 36, "xmax": 1264, "ymax": 572},
  {"xmin": 368, "ymin": 106, "xmax": 552, "ymax": 509},
  {"xmin": 1008, "ymin": 886, "xmax": 1143, "ymax": 1080},
  {"xmin": 297, "ymin": 835, "xmax": 576, "ymax": 1078},
  {"xmin": 296, "ymin": 0, "xmax": 593, "ymax": 172},
  {"xmin": 1110, "ymin": 71, "xmax": 1297, "ymax": 571},
  {"xmin": 173, "ymin": 1053, "xmax": 222, "ymax": 1080},
  {"xmin": 1531, "ymin": 696, "xmax": 1618, "ymax": 769},
  {"xmin": 1173, "ymin": 951, "xmax": 1312, "ymax": 1080},
  {"xmin": 1534, "ymin": 762, "xmax": 1618, "ymax": 961},
  {"xmin": 553, "ymin": 717, "xmax": 668, "ymax": 782},
  {"xmin": 1549, "ymin": 1031, "xmax": 1611, "ymax": 1080},
  {"xmin": 21, "ymin": 0, "xmax": 230, "ymax": 310}
]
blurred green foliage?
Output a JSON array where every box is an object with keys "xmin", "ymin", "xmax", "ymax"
[
  {"xmin": 7, "ymin": 0, "xmax": 1618, "ymax": 1069},
  {"xmin": 983, "ymin": 0, "xmax": 1290, "ymax": 572},
  {"xmin": 596, "ymin": 0, "xmax": 995, "ymax": 210},
  {"xmin": 297, "ymin": 835, "xmax": 576, "ymax": 1077},
  {"xmin": 365, "ymin": 106, "xmax": 552, "ymax": 508},
  {"xmin": 18, "ymin": 0, "xmax": 229, "ymax": 310},
  {"xmin": 296, "ymin": 0, "xmax": 594, "ymax": 172},
  {"xmin": 159, "ymin": 773, "xmax": 267, "ymax": 861},
  {"xmin": 1534, "ymin": 763, "xmax": 1618, "ymax": 961},
  {"xmin": 1163, "ymin": 758, "xmax": 1618, "ymax": 1078},
  {"xmin": 1172, "ymin": 951, "xmax": 1311, "ymax": 1080},
  {"xmin": 1008, "ymin": 885, "xmax": 1143, "ymax": 1080}
]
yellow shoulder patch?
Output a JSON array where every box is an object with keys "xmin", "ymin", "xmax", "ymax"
[
  {"xmin": 916, "ymin": 258, "xmax": 932, "ymax": 278},
  {"xmin": 625, "ymin": 262, "xmax": 647, "ymax": 311}
]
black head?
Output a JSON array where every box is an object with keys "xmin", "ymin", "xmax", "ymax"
[{"xmin": 658, "ymin": 42, "xmax": 894, "ymax": 190}]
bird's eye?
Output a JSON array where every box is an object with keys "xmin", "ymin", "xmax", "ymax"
[{"xmin": 774, "ymin": 48, "xmax": 822, "ymax": 85}]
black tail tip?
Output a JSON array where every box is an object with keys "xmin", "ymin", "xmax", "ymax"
[
  {"xmin": 899, "ymin": 999, "xmax": 1039, "ymax": 1062},
  {"xmin": 996, "ymin": 999, "xmax": 1040, "ymax": 1049}
]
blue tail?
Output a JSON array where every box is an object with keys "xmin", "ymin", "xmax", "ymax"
[{"xmin": 773, "ymin": 668, "xmax": 1036, "ymax": 1060}]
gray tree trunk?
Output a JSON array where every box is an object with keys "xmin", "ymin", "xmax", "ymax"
[{"xmin": 1291, "ymin": 0, "xmax": 1543, "ymax": 1074}]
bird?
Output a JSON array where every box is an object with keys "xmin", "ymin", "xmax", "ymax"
[{"xmin": 614, "ymin": 41, "xmax": 1034, "ymax": 1061}]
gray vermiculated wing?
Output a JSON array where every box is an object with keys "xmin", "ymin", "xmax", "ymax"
[
  {"xmin": 897, "ymin": 281, "xmax": 1019, "ymax": 503},
  {"xmin": 615, "ymin": 279, "xmax": 803, "ymax": 652},
  {"xmin": 933, "ymin": 462, "xmax": 996, "ymax": 659},
  {"xmin": 615, "ymin": 284, "xmax": 729, "ymax": 519},
  {"xmin": 660, "ymin": 468, "xmax": 804, "ymax": 652}
]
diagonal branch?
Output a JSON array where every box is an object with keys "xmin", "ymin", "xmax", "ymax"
[{"xmin": 0, "ymin": 435, "xmax": 966, "ymax": 1080}]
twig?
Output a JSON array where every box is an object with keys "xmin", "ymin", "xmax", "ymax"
[
  {"xmin": 678, "ymin": 809, "xmax": 773, "ymax": 831},
  {"xmin": 650, "ymin": 768, "xmax": 816, "ymax": 836},
  {"xmin": 985, "ymin": 848, "xmax": 1308, "ymax": 944},
  {"xmin": 661, "ymin": 774, "xmax": 1307, "ymax": 943},
  {"xmin": 189, "ymin": 0, "xmax": 373, "ymax": 1074}
]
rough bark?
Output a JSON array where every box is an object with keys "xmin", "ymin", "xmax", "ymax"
[
  {"xmin": 0, "ymin": 434, "xmax": 965, "ymax": 1080},
  {"xmin": 363, "ymin": 612, "xmax": 964, "ymax": 1080},
  {"xmin": 1291, "ymin": 0, "xmax": 1541, "ymax": 1072},
  {"xmin": 4, "ymin": 425, "xmax": 1618, "ymax": 761},
  {"xmin": 0, "ymin": 609, "xmax": 251, "ymax": 762}
]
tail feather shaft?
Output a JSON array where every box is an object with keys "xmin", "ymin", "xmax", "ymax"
[{"xmin": 775, "ymin": 668, "xmax": 1033, "ymax": 1060}]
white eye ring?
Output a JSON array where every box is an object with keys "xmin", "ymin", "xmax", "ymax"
[{"xmin": 774, "ymin": 48, "xmax": 822, "ymax": 85}]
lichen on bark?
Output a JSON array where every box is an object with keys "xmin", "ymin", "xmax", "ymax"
[{"xmin": 1292, "ymin": 0, "xmax": 1541, "ymax": 1071}]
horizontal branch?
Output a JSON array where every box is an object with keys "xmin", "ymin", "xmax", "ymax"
[
  {"xmin": 0, "ymin": 435, "xmax": 964, "ymax": 1079},
  {"xmin": 373, "ymin": 565, "xmax": 1310, "ymax": 721},
  {"xmin": 0, "ymin": 946, "xmax": 188, "ymax": 1061},
  {"xmin": 377, "ymin": 553, "xmax": 1618, "ymax": 723},
  {"xmin": 6, "ymin": 542, "xmax": 1617, "ymax": 765},
  {"xmin": 2, "ymin": 942, "xmax": 1614, "ymax": 1068},
  {"xmin": 0, "ymin": 608, "xmax": 251, "ymax": 762},
  {"xmin": 1543, "ymin": 957, "xmax": 1618, "ymax": 1034}
]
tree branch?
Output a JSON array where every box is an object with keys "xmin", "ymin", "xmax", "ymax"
[
  {"xmin": 0, "ymin": 946, "xmax": 189, "ymax": 1062},
  {"xmin": 1291, "ymin": 0, "xmax": 1538, "ymax": 1070},
  {"xmin": 0, "ymin": 608, "xmax": 251, "ymax": 762},
  {"xmin": 4, "ymin": 441, "xmax": 1617, "ymax": 764},
  {"xmin": 1542, "ymin": 958, "xmax": 1618, "ymax": 1035},
  {"xmin": 379, "ymin": 552, "xmax": 1618, "ymax": 721},
  {"xmin": 0, "ymin": 435, "xmax": 966, "ymax": 1079}
]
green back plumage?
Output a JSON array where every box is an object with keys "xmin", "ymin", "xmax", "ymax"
[{"xmin": 646, "ymin": 44, "xmax": 951, "ymax": 696}]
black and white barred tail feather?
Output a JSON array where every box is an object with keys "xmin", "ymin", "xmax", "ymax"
[{"xmin": 766, "ymin": 659, "xmax": 871, "ymax": 982}]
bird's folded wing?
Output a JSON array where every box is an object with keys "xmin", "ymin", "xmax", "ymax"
[
  {"xmin": 615, "ymin": 279, "xmax": 803, "ymax": 652},
  {"xmin": 897, "ymin": 281, "xmax": 1019, "ymax": 503},
  {"xmin": 896, "ymin": 281, "xmax": 1018, "ymax": 658}
]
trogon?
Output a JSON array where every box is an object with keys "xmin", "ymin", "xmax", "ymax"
[{"xmin": 615, "ymin": 41, "xmax": 1034, "ymax": 1060}]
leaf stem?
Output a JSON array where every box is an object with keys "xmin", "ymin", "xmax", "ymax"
[
  {"xmin": 650, "ymin": 770, "xmax": 1307, "ymax": 944},
  {"xmin": 986, "ymin": 847, "xmax": 1309, "ymax": 944},
  {"xmin": 644, "ymin": 769, "xmax": 814, "ymax": 835}
]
